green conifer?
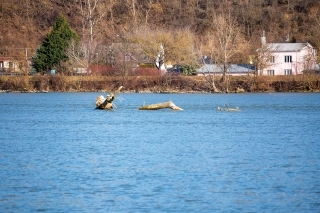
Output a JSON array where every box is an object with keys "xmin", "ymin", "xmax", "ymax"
[{"xmin": 32, "ymin": 14, "xmax": 79, "ymax": 73}]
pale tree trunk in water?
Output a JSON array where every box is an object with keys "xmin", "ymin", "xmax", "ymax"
[
  {"xmin": 139, "ymin": 101, "xmax": 183, "ymax": 110},
  {"xmin": 96, "ymin": 86, "xmax": 123, "ymax": 109}
]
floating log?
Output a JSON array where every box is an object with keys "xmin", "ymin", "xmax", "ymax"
[
  {"xmin": 139, "ymin": 101, "xmax": 183, "ymax": 110},
  {"xmin": 217, "ymin": 103, "xmax": 240, "ymax": 112},
  {"xmin": 96, "ymin": 86, "xmax": 123, "ymax": 109}
]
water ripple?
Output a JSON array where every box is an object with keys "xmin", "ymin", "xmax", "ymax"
[{"xmin": 0, "ymin": 92, "xmax": 319, "ymax": 212}]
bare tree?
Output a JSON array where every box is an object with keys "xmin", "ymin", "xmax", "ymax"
[
  {"xmin": 141, "ymin": 0, "xmax": 154, "ymax": 26},
  {"xmin": 308, "ymin": 14, "xmax": 320, "ymax": 67},
  {"xmin": 126, "ymin": 0, "xmax": 138, "ymax": 26},
  {"xmin": 78, "ymin": 0, "xmax": 108, "ymax": 42},
  {"xmin": 128, "ymin": 27, "xmax": 196, "ymax": 71},
  {"xmin": 78, "ymin": 0, "xmax": 110, "ymax": 66},
  {"xmin": 66, "ymin": 39, "xmax": 92, "ymax": 74},
  {"xmin": 208, "ymin": 11, "xmax": 247, "ymax": 85},
  {"xmin": 195, "ymin": 38, "xmax": 219, "ymax": 92}
]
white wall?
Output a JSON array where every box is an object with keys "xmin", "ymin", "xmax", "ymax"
[{"xmin": 261, "ymin": 43, "xmax": 317, "ymax": 75}]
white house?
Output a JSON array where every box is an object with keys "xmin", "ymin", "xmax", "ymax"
[{"xmin": 258, "ymin": 40, "xmax": 318, "ymax": 75}]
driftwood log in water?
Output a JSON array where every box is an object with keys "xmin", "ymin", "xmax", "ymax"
[
  {"xmin": 139, "ymin": 101, "xmax": 183, "ymax": 110},
  {"xmin": 96, "ymin": 86, "xmax": 123, "ymax": 109},
  {"xmin": 217, "ymin": 103, "xmax": 240, "ymax": 112}
]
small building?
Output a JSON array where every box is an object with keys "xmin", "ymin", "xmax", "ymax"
[
  {"xmin": 0, "ymin": 57, "xmax": 31, "ymax": 75},
  {"xmin": 0, "ymin": 57, "xmax": 17, "ymax": 74},
  {"xmin": 197, "ymin": 64, "xmax": 255, "ymax": 76}
]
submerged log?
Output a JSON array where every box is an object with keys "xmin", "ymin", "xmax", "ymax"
[
  {"xmin": 96, "ymin": 86, "xmax": 123, "ymax": 109},
  {"xmin": 217, "ymin": 103, "xmax": 240, "ymax": 112},
  {"xmin": 139, "ymin": 101, "xmax": 183, "ymax": 110}
]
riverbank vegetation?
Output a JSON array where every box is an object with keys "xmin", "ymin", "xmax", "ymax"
[{"xmin": 1, "ymin": 74, "xmax": 319, "ymax": 93}]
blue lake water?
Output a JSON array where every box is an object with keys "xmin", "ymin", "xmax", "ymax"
[{"xmin": 0, "ymin": 92, "xmax": 320, "ymax": 213}]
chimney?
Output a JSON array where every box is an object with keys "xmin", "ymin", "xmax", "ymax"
[
  {"xmin": 286, "ymin": 34, "xmax": 290, "ymax": 42},
  {"xmin": 261, "ymin": 30, "xmax": 266, "ymax": 45}
]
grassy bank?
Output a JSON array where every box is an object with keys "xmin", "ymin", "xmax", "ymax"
[{"xmin": 1, "ymin": 74, "xmax": 320, "ymax": 93}]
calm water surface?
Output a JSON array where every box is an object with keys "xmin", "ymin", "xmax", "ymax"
[{"xmin": 0, "ymin": 92, "xmax": 319, "ymax": 212}]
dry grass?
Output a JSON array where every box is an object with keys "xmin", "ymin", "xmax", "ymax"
[{"xmin": 1, "ymin": 74, "xmax": 319, "ymax": 92}]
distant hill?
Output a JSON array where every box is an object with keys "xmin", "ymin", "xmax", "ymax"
[{"xmin": 1, "ymin": 0, "xmax": 319, "ymax": 57}]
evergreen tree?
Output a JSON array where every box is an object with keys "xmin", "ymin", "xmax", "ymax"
[
  {"xmin": 181, "ymin": 65, "xmax": 197, "ymax": 76},
  {"xmin": 32, "ymin": 14, "xmax": 79, "ymax": 73}
]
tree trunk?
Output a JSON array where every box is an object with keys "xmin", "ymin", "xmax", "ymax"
[
  {"xmin": 139, "ymin": 101, "xmax": 183, "ymax": 110},
  {"xmin": 95, "ymin": 86, "xmax": 123, "ymax": 109}
]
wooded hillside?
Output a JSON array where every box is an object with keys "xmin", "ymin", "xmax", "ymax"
[{"xmin": 1, "ymin": 0, "xmax": 320, "ymax": 59}]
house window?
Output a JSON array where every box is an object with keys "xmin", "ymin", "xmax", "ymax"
[
  {"xmin": 9, "ymin": 62, "xmax": 13, "ymax": 68},
  {"xmin": 267, "ymin": 70, "xmax": 275, "ymax": 75},
  {"xmin": 284, "ymin": 69, "xmax": 292, "ymax": 75},
  {"xmin": 268, "ymin": 56, "xmax": 275, "ymax": 63},
  {"xmin": 0, "ymin": 61, "xmax": 3, "ymax": 67},
  {"xmin": 284, "ymin": 55, "xmax": 292, "ymax": 63}
]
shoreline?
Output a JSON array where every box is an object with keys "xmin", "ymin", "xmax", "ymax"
[
  {"xmin": 1, "ymin": 89, "xmax": 319, "ymax": 94},
  {"xmin": 1, "ymin": 75, "xmax": 320, "ymax": 93}
]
